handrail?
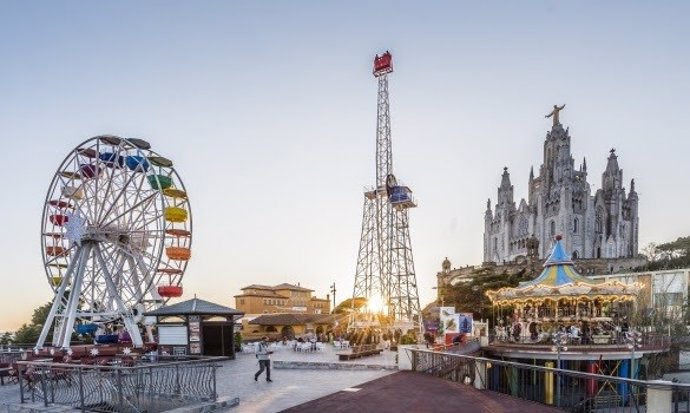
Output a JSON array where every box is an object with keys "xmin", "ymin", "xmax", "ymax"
[{"xmin": 406, "ymin": 346, "xmax": 690, "ymax": 412}]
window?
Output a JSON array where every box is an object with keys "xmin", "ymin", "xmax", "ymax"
[
  {"xmin": 572, "ymin": 251, "xmax": 579, "ymax": 259},
  {"xmin": 493, "ymin": 237, "xmax": 498, "ymax": 251},
  {"xmin": 550, "ymin": 220, "xmax": 556, "ymax": 237},
  {"xmin": 573, "ymin": 218, "xmax": 579, "ymax": 234},
  {"xmin": 240, "ymin": 299, "xmax": 245, "ymax": 305}
]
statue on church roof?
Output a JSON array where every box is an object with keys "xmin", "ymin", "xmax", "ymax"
[{"xmin": 545, "ymin": 104, "xmax": 566, "ymax": 127}]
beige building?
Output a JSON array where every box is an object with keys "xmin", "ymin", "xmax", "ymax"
[{"xmin": 234, "ymin": 283, "xmax": 331, "ymax": 315}]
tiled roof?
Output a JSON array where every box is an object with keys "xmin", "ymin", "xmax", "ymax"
[
  {"xmin": 274, "ymin": 283, "xmax": 314, "ymax": 292},
  {"xmin": 249, "ymin": 313, "xmax": 335, "ymax": 326},
  {"xmin": 144, "ymin": 297, "xmax": 244, "ymax": 316},
  {"xmin": 234, "ymin": 290, "xmax": 288, "ymax": 298},
  {"xmin": 241, "ymin": 283, "xmax": 314, "ymax": 292}
]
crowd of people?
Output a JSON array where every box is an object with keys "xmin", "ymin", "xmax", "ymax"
[{"xmin": 495, "ymin": 316, "xmax": 633, "ymax": 345}]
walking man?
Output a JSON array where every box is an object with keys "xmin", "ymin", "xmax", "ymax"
[{"xmin": 254, "ymin": 336, "xmax": 273, "ymax": 382}]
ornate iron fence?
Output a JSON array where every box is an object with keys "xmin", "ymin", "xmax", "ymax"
[
  {"xmin": 407, "ymin": 347, "xmax": 690, "ymax": 412},
  {"xmin": 16, "ymin": 357, "xmax": 224, "ymax": 412}
]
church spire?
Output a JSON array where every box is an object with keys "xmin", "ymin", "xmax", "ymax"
[
  {"xmin": 582, "ymin": 157, "xmax": 587, "ymax": 172},
  {"xmin": 529, "ymin": 166, "xmax": 534, "ymax": 181},
  {"xmin": 602, "ymin": 148, "xmax": 622, "ymax": 192},
  {"xmin": 497, "ymin": 167, "xmax": 514, "ymax": 209}
]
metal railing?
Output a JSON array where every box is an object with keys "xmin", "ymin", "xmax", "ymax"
[
  {"xmin": 16, "ymin": 356, "xmax": 224, "ymax": 413},
  {"xmin": 407, "ymin": 347, "xmax": 690, "ymax": 412}
]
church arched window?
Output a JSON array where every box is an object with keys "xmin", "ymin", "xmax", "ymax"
[
  {"xmin": 550, "ymin": 220, "xmax": 556, "ymax": 237},
  {"xmin": 493, "ymin": 237, "xmax": 498, "ymax": 252},
  {"xmin": 572, "ymin": 250, "xmax": 579, "ymax": 259},
  {"xmin": 573, "ymin": 218, "xmax": 579, "ymax": 234}
]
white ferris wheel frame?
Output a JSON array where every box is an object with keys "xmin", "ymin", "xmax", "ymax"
[{"xmin": 37, "ymin": 135, "xmax": 192, "ymax": 349}]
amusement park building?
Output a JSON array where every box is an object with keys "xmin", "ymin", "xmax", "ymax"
[
  {"xmin": 590, "ymin": 267, "xmax": 690, "ymax": 314},
  {"xmin": 234, "ymin": 283, "xmax": 331, "ymax": 315},
  {"xmin": 484, "ymin": 109, "xmax": 639, "ymax": 263}
]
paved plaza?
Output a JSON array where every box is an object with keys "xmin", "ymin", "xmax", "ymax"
[{"xmin": 0, "ymin": 344, "xmax": 397, "ymax": 413}]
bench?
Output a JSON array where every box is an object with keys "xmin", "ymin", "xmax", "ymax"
[
  {"xmin": 337, "ymin": 344, "xmax": 383, "ymax": 361},
  {"xmin": 0, "ymin": 365, "xmax": 11, "ymax": 385},
  {"xmin": 592, "ymin": 394, "xmax": 622, "ymax": 409}
]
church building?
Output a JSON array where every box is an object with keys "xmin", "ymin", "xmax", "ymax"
[{"xmin": 483, "ymin": 105, "xmax": 639, "ymax": 263}]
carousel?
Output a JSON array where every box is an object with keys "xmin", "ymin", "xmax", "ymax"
[
  {"xmin": 486, "ymin": 235, "xmax": 641, "ymax": 345},
  {"xmin": 482, "ymin": 236, "xmax": 671, "ymax": 409}
]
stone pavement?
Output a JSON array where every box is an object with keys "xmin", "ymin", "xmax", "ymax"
[
  {"xmin": 216, "ymin": 345, "xmax": 396, "ymax": 412},
  {"xmin": 0, "ymin": 344, "xmax": 396, "ymax": 413}
]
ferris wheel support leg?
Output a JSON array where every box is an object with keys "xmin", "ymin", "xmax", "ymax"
[
  {"xmin": 59, "ymin": 243, "xmax": 92, "ymax": 349},
  {"xmin": 95, "ymin": 245, "xmax": 144, "ymax": 348},
  {"xmin": 35, "ymin": 245, "xmax": 82, "ymax": 350}
]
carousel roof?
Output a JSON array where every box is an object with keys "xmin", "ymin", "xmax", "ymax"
[
  {"xmin": 485, "ymin": 236, "xmax": 641, "ymax": 305},
  {"xmin": 517, "ymin": 238, "xmax": 601, "ymax": 288}
]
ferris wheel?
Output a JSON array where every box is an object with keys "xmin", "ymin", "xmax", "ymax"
[{"xmin": 36, "ymin": 135, "xmax": 192, "ymax": 349}]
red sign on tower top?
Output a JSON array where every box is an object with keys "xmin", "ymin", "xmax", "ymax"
[{"xmin": 373, "ymin": 51, "xmax": 393, "ymax": 77}]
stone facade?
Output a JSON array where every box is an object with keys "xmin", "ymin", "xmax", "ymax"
[{"xmin": 483, "ymin": 115, "xmax": 639, "ymax": 263}]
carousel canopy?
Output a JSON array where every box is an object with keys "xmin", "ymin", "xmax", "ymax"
[{"xmin": 486, "ymin": 236, "xmax": 641, "ymax": 305}]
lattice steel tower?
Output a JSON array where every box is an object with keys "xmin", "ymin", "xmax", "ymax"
[{"xmin": 352, "ymin": 51, "xmax": 421, "ymax": 330}]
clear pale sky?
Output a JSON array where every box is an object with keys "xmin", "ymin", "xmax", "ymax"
[{"xmin": 1, "ymin": 1, "xmax": 689, "ymax": 332}]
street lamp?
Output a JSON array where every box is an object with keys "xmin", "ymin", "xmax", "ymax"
[
  {"xmin": 551, "ymin": 331, "xmax": 569, "ymax": 408},
  {"xmin": 329, "ymin": 282, "xmax": 336, "ymax": 312},
  {"xmin": 624, "ymin": 330, "xmax": 642, "ymax": 379}
]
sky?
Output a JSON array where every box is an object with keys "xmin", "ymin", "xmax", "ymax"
[{"xmin": 1, "ymin": 1, "xmax": 689, "ymax": 332}]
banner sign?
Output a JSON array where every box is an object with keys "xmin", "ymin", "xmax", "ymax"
[{"xmin": 458, "ymin": 313, "xmax": 473, "ymax": 334}]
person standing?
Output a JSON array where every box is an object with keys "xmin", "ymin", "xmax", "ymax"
[{"xmin": 254, "ymin": 337, "xmax": 273, "ymax": 382}]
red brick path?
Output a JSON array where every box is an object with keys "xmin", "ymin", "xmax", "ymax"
[{"xmin": 280, "ymin": 371, "xmax": 562, "ymax": 413}]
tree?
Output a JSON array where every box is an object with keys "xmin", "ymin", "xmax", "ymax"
[
  {"xmin": 446, "ymin": 267, "xmax": 530, "ymax": 322},
  {"xmin": 645, "ymin": 235, "xmax": 690, "ymax": 271},
  {"xmin": 332, "ymin": 297, "xmax": 367, "ymax": 314},
  {"xmin": 11, "ymin": 302, "xmax": 53, "ymax": 345},
  {"xmin": 13, "ymin": 323, "xmax": 43, "ymax": 345},
  {"xmin": 31, "ymin": 302, "xmax": 52, "ymax": 326},
  {"xmin": 0, "ymin": 332, "xmax": 12, "ymax": 345},
  {"xmin": 641, "ymin": 242, "xmax": 659, "ymax": 262},
  {"xmin": 657, "ymin": 236, "xmax": 690, "ymax": 259}
]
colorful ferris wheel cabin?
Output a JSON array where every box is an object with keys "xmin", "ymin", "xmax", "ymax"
[
  {"xmin": 125, "ymin": 155, "xmax": 150, "ymax": 172},
  {"xmin": 158, "ymin": 285, "xmax": 183, "ymax": 297},
  {"xmin": 166, "ymin": 246, "xmax": 191, "ymax": 261},
  {"xmin": 148, "ymin": 174, "xmax": 172, "ymax": 190},
  {"xmin": 164, "ymin": 207, "xmax": 188, "ymax": 223},
  {"xmin": 49, "ymin": 214, "xmax": 69, "ymax": 226},
  {"xmin": 99, "ymin": 152, "xmax": 124, "ymax": 168}
]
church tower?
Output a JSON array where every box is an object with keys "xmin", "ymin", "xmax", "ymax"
[{"xmin": 483, "ymin": 106, "xmax": 638, "ymax": 264}]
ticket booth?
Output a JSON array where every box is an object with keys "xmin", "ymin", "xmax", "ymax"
[{"xmin": 144, "ymin": 297, "xmax": 244, "ymax": 359}]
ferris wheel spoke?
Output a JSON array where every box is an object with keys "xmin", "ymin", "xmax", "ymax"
[
  {"xmin": 100, "ymin": 192, "xmax": 158, "ymax": 229},
  {"xmin": 132, "ymin": 248, "xmax": 164, "ymax": 298},
  {"xmin": 122, "ymin": 186, "xmax": 160, "ymax": 233},
  {"xmin": 96, "ymin": 162, "xmax": 146, "ymax": 227},
  {"xmin": 97, "ymin": 164, "xmax": 124, "ymax": 220}
]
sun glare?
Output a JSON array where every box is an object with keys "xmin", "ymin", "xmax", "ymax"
[{"xmin": 367, "ymin": 295, "xmax": 386, "ymax": 314}]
